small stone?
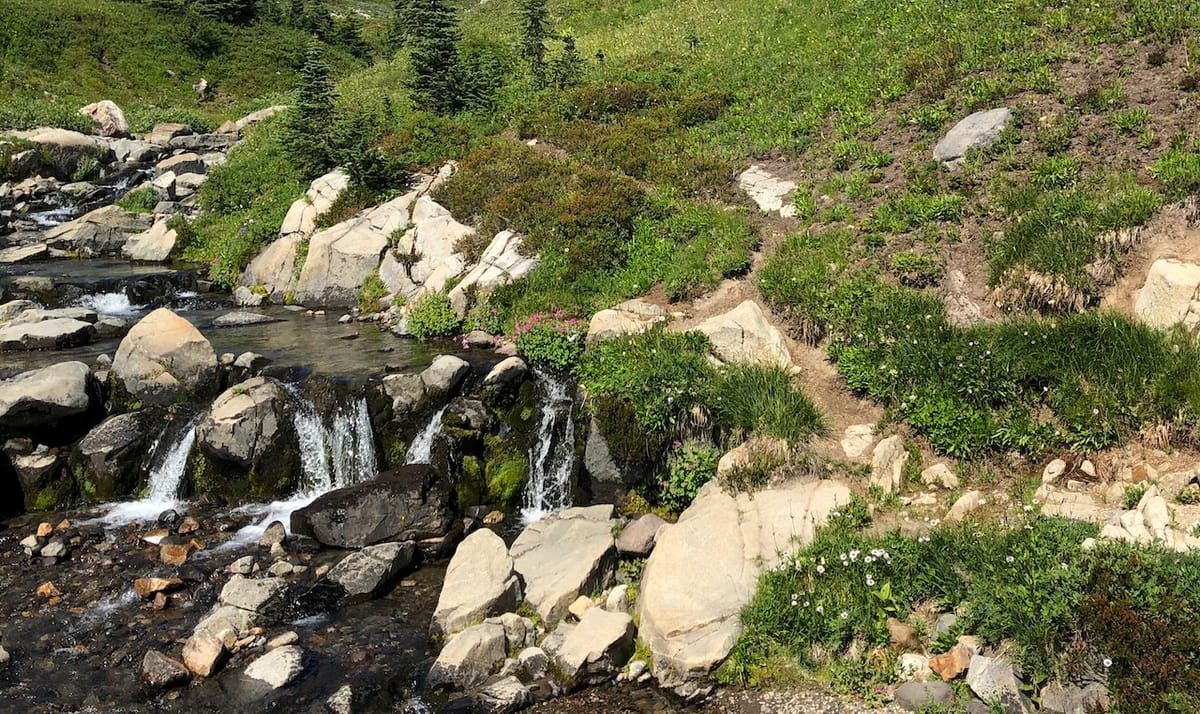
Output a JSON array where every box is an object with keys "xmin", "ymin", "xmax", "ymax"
[
  {"xmin": 244, "ymin": 645, "xmax": 305, "ymax": 689},
  {"xmin": 268, "ymin": 561, "xmax": 293, "ymax": 577},
  {"xmin": 604, "ymin": 584, "xmax": 630, "ymax": 614},
  {"xmin": 929, "ymin": 644, "xmax": 972, "ymax": 681},
  {"xmin": 183, "ymin": 634, "xmax": 228, "ymax": 677},
  {"xmin": 517, "ymin": 647, "xmax": 549, "ymax": 679},
  {"xmin": 19, "ymin": 535, "xmax": 39, "ymax": 552},
  {"xmin": 921, "ymin": 463, "xmax": 959, "ymax": 490},
  {"xmin": 935, "ymin": 613, "xmax": 958, "ymax": 635},
  {"xmin": 483, "ymin": 510, "xmax": 505, "ymax": 525},
  {"xmin": 266, "ymin": 631, "xmax": 299, "ymax": 650},
  {"xmin": 55, "ymin": 519, "xmax": 71, "ymax": 532},
  {"xmin": 1042, "ymin": 459, "xmax": 1067, "ymax": 485},
  {"xmin": 142, "ymin": 528, "xmax": 170, "ymax": 545},
  {"xmin": 228, "ymin": 556, "xmax": 256, "ymax": 575},
  {"xmin": 142, "ymin": 650, "xmax": 191, "ymax": 690},
  {"xmin": 0, "ymin": 645, "xmax": 9, "ymax": 670},
  {"xmin": 627, "ymin": 659, "xmax": 648, "ymax": 681},
  {"xmin": 895, "ymin": 681, "xmax": 954, "ymax": 711},
  {"xmin": 152, "ymin": 592, "xmax": 169, "ymax": 610},
  {"xmin": 259, "ymin": 521, "xmax": 286, "ymax": 548},
  {"xmin": 178, "ymin": 516, "xmax": 200, "ymax": 534},
  {"xmin": 887, "ymin": 617, "xmax": 920, "ymax": 652},
  {"xmin": 134, "ymin": 577, "xmax": 183, "ymax": 598},
  {"xmin": 338, "ymin": 314, "xmax": 352, "ymax": 324},
  {"xmin": 158, "ymin": 509, "xmax": 182, "ymax": 529},
  {"xmin": 841, "ymin": 424, "xmax": 876, "ymax": 458},
  {"xmin": 946, "ymin": 490, "xmax": 984, "ymax": 522},
  {"xmin": 327, "ymin": 685, "xmax": 354, "ymax": 714},
  {"xmin": 40, "ymin": 539, "xmax": 67, "ymax": 559},
  {"xmin": 36, "ymin": 581, "xmax": 61, "ymax": 598},
  {"xmin": 160, "ymin": 542, "xmax": 193, "ymax": 566},
  {"xmin": 568, "ymin": 595, "xmax": 595, "ymax": 620},
  {"xmin": 36, "ymin": 522, "xmax": 52, "ymax": 537},
  {"xmin": 1080, "ymin": 460, "xmax": 1097, "ymax": 478},
  {"xmin": 269, "ymin": 542, "xmax": 286, "ymax": 559}
]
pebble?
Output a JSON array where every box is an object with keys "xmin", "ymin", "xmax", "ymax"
[
  {"xmin": 36, "ymin": 581, "xmax": 61, "ymax": 598},
  {"xmin": 266, "ymin": 631, "xmax": 299, "ymax": 650},
  {"xmin": 36, "ymin": 522, "xmax": 52, "ymax": 537},
  {"xmin": 0, "ymin": 644, "xmax": 9, "ymax": 670},
  {"xmin": 228, "ymin": 555, "xmax": 257, "ymax": 575}
]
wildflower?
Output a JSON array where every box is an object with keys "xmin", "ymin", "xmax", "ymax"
[
  {"xmin": 839, "ymin": 610, "xmax": 849, "ymax": 620},
  {"xmin": 816, "ymin": 565, "xmax": 826, "ymax": 574},
  {"xmin": 930, "ymin": 519, "xmax": 941, "ymax": 527},
  {"xmin": 1023, "ymin": 505, "xmax": 1032, "ymax": 512},
  {"xmin": 849, "ymin": 549, "xmax": 861, "ymax": 561},
  {"xmin": 1103, "ymin": 657, "xmax": 1113, "ymax": 668},
  {"xmin": 1006, "ymin": 555, "xmax": 1015, "ymax": 563},
  {"xmin": 865, "ymin": 576, "xmax": 875, "ymax": 586},
  {"xmin": 816, "ymin": 605, "xmax": 824, "ymax": 614}
]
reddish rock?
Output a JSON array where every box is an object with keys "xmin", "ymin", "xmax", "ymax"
[
  {"xmin": 929, "ymin": 644, "xmax": 972, "ymax": 681},
  {"xmin": 36, "ymin": 522, "xmax": 52, "ymax": 537},
  {"xmin": 887, "ymin": 617, "xmax": 921, "ymax": 652},
  {"xmin": 36, "ymin": 581, "xmax": 61, "ymax": 598},
  {"xmin": 160, "ymin": 542, "xmax": 193, "ymax": 566},
  {"xmin": 134, "ymin": 577, "xmax": 184, "ymax": 598}
]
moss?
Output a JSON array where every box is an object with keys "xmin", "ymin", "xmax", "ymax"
[
  {"xmin": 31, "ymin": 488, "xmax": 58, "ymax": 511},
  {"xmin": 456, "ymin": 454, "xmax": 486, "ymax": 508},
  {"xmin": 486, "ymin": 456, "xmax": 529, "ymax": 505}
]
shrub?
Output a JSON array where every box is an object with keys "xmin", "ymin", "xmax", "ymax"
[
  {"xmin": 708, "ymin": 364, "xmax": 825, "ymax": 443},
  {"xmin": 658, "ymin": 440, "xmax": 719, "ymax": 512},
  {"xmin": 357, "ymin": 272, "xmax": 389, "ymax": 313},
  {"xmin": 758, "ymin": 229, "xmax": 859, "ymax": 341},
  {"xmin": 464, "ymin": 295, "xmax": 506, "ymax": 335},
  {"xmin": 1151, "ymin": 148, "xmax": 1200, "ymax": 200},
  {"xmin": 514, "ymin": 311, "xmax": 585, "ymax": 372},
  {"xmin": 116, "ymin": 185, "xmax": 158, "ymax": 214},
  {"xmin": 407, "ymin": 290, "xmax": 461, "ymax": 339},
  {"xmin": 889, "ymin": 251, "xmax": 943, "ymax": 288}
]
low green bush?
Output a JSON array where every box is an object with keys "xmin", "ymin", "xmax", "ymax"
[
  {"xmin": 757, "ymin": 229, "xmax": 860, "ymax": 341},
  {"xmin": 357, "ymin": 272, "xmax": 389, "ymax": 314},
  {"xmin": 513, "ymin": 311, "xmax": 586, "ymax": 372},
  {"xmin": 657, "ymin": 440, "xmax": 720, "ymax": 512},
  {"xmin": 708, "ymin": 364, "xmax": 825, "ymax": 443},
  {"xmin": 407, "ymin": 290, "xmax": 462, "ymax": 339},
  {"xmin": 116, "ymin": 185, "xmax": 158, "ymax": 214}
]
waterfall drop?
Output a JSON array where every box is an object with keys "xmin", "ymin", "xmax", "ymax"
[
  {"xmin": 98, "ymin": 413, "xmax": 203, "ymax": 525},
  {"xmin": 405, "ymin": 406, "xmax": 447, "ymax": 465},
  {"xmin": 520, "ymin": 370, "xmax": 576, "ymax": 524}
]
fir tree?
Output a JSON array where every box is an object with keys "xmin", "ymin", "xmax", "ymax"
[
  {"xmin": 407, "ymin": 0, "xmax": 462, "ymax": 114},
  {"xmin": 283, "ymin": 46, "xmax": 337, "ymax": 178},
  {"xmin": 333, "ymin": 15, "xmax": 372, "ymax": 62},
  {"xmin": 517, "ymin": 0, "xmax": 550, "ymax": 87},
  {"xmin": 388, "ymin": 0, "xmax": 414, "ymax": 50},
  {"xmin": 550, "ymin": 35, "xmax": 584, "ymax": 89}
]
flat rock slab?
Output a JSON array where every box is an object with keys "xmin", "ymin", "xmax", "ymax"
[
  {"xmin": 510, "ymin": 505, "xmax": 618, "ymax": 624},
  {"xmin": 737, "ymin": 165, "xmax": 798, "ymax": 215},
  {"xmin": 933, "ymin": 108, "xmax": 1012, "ymax": 164},
  {"xmin": 547, "ymin": 608, "xmax": 635, "ymax": 688},
  {"xmin": 326, "ymin": 540, "xmax": 415, "ymax": 602},
  {"xmin": 0, "ymin": 243, "xmax": 49, "ymax": 264},
  {"xmin": 0, "ymin": 361, "xmax": 94, "ymax": 430},
  {"xmin": 212, "ymin": 311, "xmax": 286, "ymax": 328},
  {"xmin": 637, "ymin": 479, "xmax": 851, "ymax": 690},
  {"xmin": 0, "ymin": 317, "xmax": 95, "ymax": 350},
  {"xmin": 244, "ymin": 645, "xmax": 305, "ymax": 689}
]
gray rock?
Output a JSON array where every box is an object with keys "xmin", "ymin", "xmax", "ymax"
[
  {"xmin": 219, "ymin": 576, "xmax": 288, "ymax": 619},
  {"xmin": 212, "ymin": 311, "xmax": 284, "ymax": 328},
  {"xmin": 0, "ymin": 362, "xmax": 94, "ymax": 431},
  {"xmin": 234, "ymin": 286, "xmax": 265, "ymax": 307},
  {"xmin": 326, "ymin": 540, "xmax": 416, "ymax": 602},
  {"xmin": 545, "ymin": 608, "xmax": 636, "ymax": 688},
  {"xmin": 74, "ymin": 411, "xmax": 153, "ymax": 500},
  {"xmin": 1040, "ymin": 682, "xmax": 1110, "ymax": 714},
  {"xmin": 141, "ymin": 650, "xmax": 191, "ymax": 690},
  {"xmin": 583, "ymin": 418, "xmax": 622, "ymax": 485},
  {"xmin": 966, "ymin": 655, "xmax": 1034, "ymax": 714},
  {"xmin": 0, "ymin": 317, "xmax": 95, "ymax": 350},
  {"xmin": 290, "ymin": 466, "xmax": 456, "ymax": 549},
  {"xmin": 0, "ymin": 644, "xmax": 9, "ymax": 670},
  {"xmin": 107, "ymin": 138, "xmax": 162, "ymax": 164},
  {"xmin": 80, "ymin": 100, "xmax": 129, "ymax": 138},
  {"xmin": 0, "ymin": 243, "xmax": 49, "ymax": 264},
  {"xmin": 421, "ymin": 355, "xmax": 470, "ymax": 400},
  {"xmin": 326, "ymin": 684, "xmax": 354, "ymax": 714},
  {"xmin": 510, "ymin": 506, "xmax": 618, "ymax": 624},
  {"xmin": 122, "ymin": 219, "xmax": 177, "ymax": 262},
  {"xmin": 6, "ymin": 127, "xmax": 111, "ymax": 179},
  {"xmin": 244, "ymin": 645, "xmax": 305, "ymax": 689},
  {"xmin": 517, "ymin": 647, "xmax": 548, "ymax": 678},
  {"xmin": 228, "ymin": 555, "xmax": 256, "ymax": 575},
  {"xmin": 695, "ymin": 300, "xmax": 791, "ymax": 368},
  {"xmin": 196, "ymin": 377, "xmax": 287, "ymax": 467},
  {"xmin": 428, "ymin": 622, "xmax": 507, "ymax": 691},
  {"xmin": 895, "ymin": 681, "xmax": 954, "ymax": 711},
  {"xmin": 156, "ymin": 152, "xmax": 206, "ymax": 176},
  {"xmin": 870, "ymin": 435, "xmax": 908, "ymax": 494},
  {"xmin": 616, "ymin": 514, "xmax": 667, "ymax": 557},
  {"xmin": 935, "ymin": 613, "xmax": 958, "ymax": 635},
  {"xmin": 382, "ymin": 355, "xmax": 471, "ymax": 416},
  {"xmin": 472, "ymin": 675, "xmax": 532, "ymax": 714},
  {"xmin": 112, "ymin": 308, "xmax": 217, "ymax": 406},
  {"xmin": 447, "ymin": 231, "xmax": 538, "ymax": 316},
  {"xmin": 934, "ymin": 108, "xmax": 1013, "ymax": 165},
  {"xmin": 464, "ymin": 330, "xmax": 495, "ymax": 348},
  {"xmin": 94, "ymin": 317, "xmax": 129, "ymax": 339},
  {"xmin": 482, "ymin": 356, "xmax": 528, "ymax": 388},
  {"xmin": 44, "ymin": 205, "xmax": 151, "ymax": 256},
  {"xmin": 433, "ymin": 528, "xmax": 522, "ymax": 636}
]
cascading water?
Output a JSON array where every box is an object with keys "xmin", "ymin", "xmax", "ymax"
[
  {"xmin": 225, "ymin": 385, "xmax": 377, "ymax": 545},
  {"xmin": 520, "ymin": 370, "xmax": 576, "ymax": 524},
  {"xmin": 98, "ymin": 413, "xmax": 203, "ymax": 525},
  {"xmin": 405, "ymin": 406, "xmax": 447, "ymax": 465},
  {"xmin": 78, "ymin": 291, "xmax": 144, "ymax": 316}
]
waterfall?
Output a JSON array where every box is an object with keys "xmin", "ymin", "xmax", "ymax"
[
  {"xmin": 405, "ymin": 406, "xmax": 447, "ymax": 465},
  {"xmin": 520, "ymin": 371, "xmax": 576, "ymax": 524},
  {"xmin": 98, "ymin": 413, "xmax": 202, "ymax": 525},
  {"xmin": 78, "ymin": 291, "xmax": 144, "ymax": 316},
  {"xmin": 223, "ymin": 385, "xmax": 378, "ymax": 546}
]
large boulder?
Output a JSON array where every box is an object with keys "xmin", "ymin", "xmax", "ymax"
[
  {"xmin": 146, "ymin": 123, "xmax": 192, "ymax": 147},
  {"xmin": 637, "ymin": 479, "xmax": 852, "ymax": 690},
  {"xmin": 432, "ymin": 529, "xmax": 522, "ymax": 637},
  {"xmin": 218, "ymin": 105, "xmax": 288, "ymax": 135},
  {"xmin": 0, "ymin": 318, "xmax": 95, "ymax": 350},
  {"xmin": 325, "ymin": 541, "xmax": 416, "ymax": 603},
  {"xmin": 933, "ymin": 108, "xmax": 1013, "ymax": 165},
  {"xmin": 693, "ymin": 300, "xmax": 792, "ymax": 368},
  {"xmin": 238, "ymin": 170, "xmax": 349, "ymax": 304},
  {"xmin": 510, "ymin": 505, "xmax": 618, "ymax": 624},
  {"xmin": 5, "ymin": 127, "xmax": 111, "ymax": 179},
  {"xmin": 112, "ymin": 308, "xmax": 218, "ymax": 406},
  {"xmin": 44, "ymin": 205, "xmax": 152, "ymax": 256},
  {"xmin": 122, "ymin": 219, "xmax": 178, "ymax": 262},
  {"xmin": 1134, "ymin": 258, "xmax": 1200, "ymax": 330},
  {"xmin": 72, "ymin": 411, "xmax": 154, "ymax": 500},
  {"xmin": 79, "ymin": 100, "xmax": 130, "ymax": 138},
  {"xmin": 291, "ymin": 465, "xmax": 457, "ymax": 550},
  {"xmin": 447, "ymin": 231, "xmax": 538, "ymax": 316},
  {"xmin": 196, "ymin": 377, "xmax": 288, "ymax": 467},
  {"xmin": 382, "ymin": 355, "xmax": 470, "ymax": 417},
  {"xmin": 428, "ymin": 622, "xmax": 507, "ymax": 691},
  {"xmin": 0, "ymin": 362, "xmax": 98, "ymax": 439},
  {"xmin": 378, "ymin": 195, "xmax": 470, "ymax": 302}
]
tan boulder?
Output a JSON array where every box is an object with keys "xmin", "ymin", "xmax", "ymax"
[{"xmin": 112, "ymin": 308, "xmax": 217, "ymax": 405}]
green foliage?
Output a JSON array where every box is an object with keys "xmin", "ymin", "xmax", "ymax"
[
  {"xmin": 407, "ymin": 290, "xmax": 462, "ymax": 339},
  {"xmin": 889, "ymin": 251, "xmax": 943, "ymax": 288},
  {"xmin": 1122, "ymin": 483, "xmax": 1149, "ymax": 510},
  {"xmin": 708, "ymin": 364, "xmax": 825, "ymax": 443},
  {"xmin": 1151, "ymin": 148, "xmax": 1200, "ymax": 200},
  {"xmin": 1112, "ymin": 107, "xmax": 1151, "ymax": 136},
  {"xmin": 116, "ymin": 185, "xmax": 159, "ymax": 214},
  {"xmin": 485, "ymin": 455, "xmax": 529, "ymax": 505},
  {"xmin": 578, "ymin": 327, "xmax": 714, "ymax": 436},
  {"xmin": 869, "ymin": 192, "xmax": 963, "ymax": 234},
  {"xmin": 283, "ymin": 46, "xmax": 337, "ymax": 179},
  {"xmin": 758, "ymin": 229, "xmax": 859, "ymax": 341},
  {"xmin": 464, "ymin": 295, "xmax": 506, "ymax": 335},
  {"xmin": 517, "ymin": 0, "xmax": 550, "ymax": 86},
  {"xmin": 407, "ymin": 0, "xmax": 464, "ymax": 114},
  {"xmin": 357, "ymin": 272, "xmax": 389, "ymax": 313},
  {"xmin": 513, "ymin": 311, "xmax": 585, "ymax": 372},
  {"xmin": 657, "ymin": 440, "xmax": 719, "ymax": 512}
]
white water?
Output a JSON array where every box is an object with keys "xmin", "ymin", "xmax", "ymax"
[
  {"xmin": 97, "ymin": 414, "xmax": 202, "ymax": 526},
  {"xmin": 520, "ymin": 371, "xmax": 576, "ymax": 524},
  {"xmin": 78, "ymin": 292, "xmax": 144, "ymax": 316},
  {"xmin": 224, "ymin": 387, "xmax": 378, "ymax": 546},
  {"xmin": 405, "ymin": 406, "xmax": 447, "ymax": 465}
]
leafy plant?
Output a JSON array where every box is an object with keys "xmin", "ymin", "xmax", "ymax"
[
  {"xmin": 708, "ymin": 364, "xmax": 825, "ymax": 442},
  {"xmin": 407, "ymin": 290, "xmax": 462, "ymax": 339},
  {"xmin": 658, "ymin": 440, "xmax": 719, "ymax": 512},
  {"xmin": 514, "ymin": 311, "xmax": 585, "ymax": 372}
]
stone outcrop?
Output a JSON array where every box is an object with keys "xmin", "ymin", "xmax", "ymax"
[
  {"xmin": 73, "ymin": 411, "xmax": 153, "ymax": 500},
  {"xmin": 510, "ymin": 505, "xmax": 618, "ymax": 624},
  {"xmin": 637, "ymin": 479, "xmax": 851, "ymax": 690},
  {"xmin": 1134, "ymin": 258, "xmax": 1200, "ymax": 330},
  {"xmin": 196, "ymin": 377, "xmax": 288, "ymax": 467},
  {"xmin": 290, "ymin": 466, "xmax": 457, "ymax": 550},
  {"xmin": 78, "ymin": 100, "xmax": 129, "ymax": 138},
  {"xmin": 122, "ymin": 219, "xmax": 178, "ymax": 262},
  {"xmin": 933, "ymin": 108, "xmax": 1013, "ymax": 166},
  {"xmin": 447, "ymin": 231, "xmax": 538, "ymax": 316},
  {"xmin": 380, "ymin": 196, "xmax": 471, "ymax": 303},
  {"xmin": 112, "ymin": 308, "xmax": 217, "ymax": 406},
  {"xmin": 432, "ymin": 529, "xmax": 522, "ymax": 637},
  {"xmin": 737, "ymin": 165, "xmax": 797, "ymax": 216},
  {"xmin": 587, "ymin": 299, "xmax": 668, "ymax": 343},
  {"xmin": 44, "ymin": 205, "xmax": 151, "ymax": 256},
  {"xmin": 0, "ymin": 362, "xmax": 96, "ymax": 434},
  {"xmin": 5, "ymin": 127, "xmax": 111, "ymax": 179},
  {"xmin": 693, "ymin": 300, "xmax": 791, "ymax": 368}
]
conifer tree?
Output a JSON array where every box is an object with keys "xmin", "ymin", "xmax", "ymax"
[
  {"xmin": 388, "ymin": 0, "xmax": 414, "ymax": 50},
  {"xmin": 407, "ymin": 0, "xmax": 462, "ymax": 114},
  {"xmin": 517, "ymin": 0, "xmax": 550, "ymax": 87},
  {"xmin": 550, "ymin": 35, "xmax": 584, "ymax": 89},
  {"xmin": 283, "ymin": 46, "xmax": 337, "ymax": 178}
]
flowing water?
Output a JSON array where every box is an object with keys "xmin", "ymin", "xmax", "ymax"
[
  {"xmin": 225, "ymin": 385, "xmax": 378, "ymax": 545},
  {"xmin": 97, "ymin": 413, "xmax": 203, "ymax": 526},
  {"xmin": 77, "ymin": 290, "xmax": 145, "ymax": 316},
  {"xmin": 520, "ymin": 371, "xmax": 577, "ymax": 524},
  {"xmin": 405, "ymin": 406, "xmax": 447, "ymax": 465}
]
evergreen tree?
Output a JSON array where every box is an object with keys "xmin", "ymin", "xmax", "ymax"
[
  {"xmin": 302, "ymin": 0, "xmax": 333, "ymax": 40},
  {"xmin": 333, "ymin": 15, "xmax": 372, "ymax": 62},
  {"xmin": 550, "ymin": 35, "xmax": 584, "ymax": 89},
  {"xmin": 407, "ymin": 0, "xmax": 462, "ymax": 114},
  {"xmin": 517, "ymin": 0, "xmax": 549, "ymax": 87},
  {"xmin": 388, "ymin": 0, "xmax": 414, "ymax": 50},
  {"xmin": 283, "ymin": 46, "xmax": 337, "ymax": 178}
]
